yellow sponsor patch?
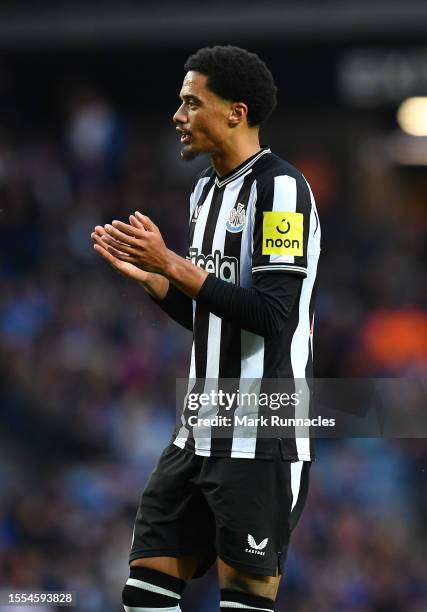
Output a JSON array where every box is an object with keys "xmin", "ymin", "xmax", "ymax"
[{"xmin": 262, "ymin": 211, "xmax": 304, "ymax": 256}]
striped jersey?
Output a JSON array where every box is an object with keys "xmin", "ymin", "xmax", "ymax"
[{"xmin": 173, "ymin": 146, "xmax": 321, "ymax": 460}]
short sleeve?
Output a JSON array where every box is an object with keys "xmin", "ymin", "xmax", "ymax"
[
  {"xmin": 251, "ymin": 174, "xmax": 312, "ymax": 277},
  {"xmin": 187, "ymin": 170, "xmax": 213, "ymax": 261},
  {"xmin": 189, "ymin": 170, "xmax": 212, "ymax": 225}
]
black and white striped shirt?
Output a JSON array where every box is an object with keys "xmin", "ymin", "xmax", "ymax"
[{"xmin": 172, "ymin": 146, "xmax": 321, "ymax": 460}]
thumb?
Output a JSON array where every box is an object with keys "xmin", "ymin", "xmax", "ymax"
[{"xmin": 135, "ymin": 211, "xmax": 157, "ymax": 232}]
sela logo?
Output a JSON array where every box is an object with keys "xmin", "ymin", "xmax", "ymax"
[
  {"xmin": 189, "ymin": 248, "xmax": 239, "ymax": 284},
  {"xmin": 226, "ymin": 203, "xmax": 246, "ymax": 233},
  {"xmin": 245, "ymin": 534, "xmax": 269, "ymax": 556},
  {"xmin": 262, "ymin": 211, "xmax": 304, "ymax": 256}
]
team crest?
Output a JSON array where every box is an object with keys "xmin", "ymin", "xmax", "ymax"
[{"xmin": 226, "ymin": 203, "xmax": 246, "ymax": 233}]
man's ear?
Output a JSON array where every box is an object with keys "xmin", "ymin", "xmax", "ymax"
[{"xmin": 228, "ymin": 102, "xmax": 248, "ymax": 126}]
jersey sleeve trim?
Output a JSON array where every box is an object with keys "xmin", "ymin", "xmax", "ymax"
[{"xmin": 252, "ymin": 264, "xmax": 307, "ymax": 277}]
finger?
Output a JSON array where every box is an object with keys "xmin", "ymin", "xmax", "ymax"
[
  {"xmin": 105, "ymin": 244, "xmax": 137, "ymax": 262},
  {"xmin": 93, "ymin": 237, "xmax": 127, "ymax": 261},
  {"xmin": 92, "ymin": 230, "xmax": 107, "ymax": 241},
  {"xmin": 105, "ymin": 224, "xmax": 141, "ymax": 246},
  {"xmin": 92, "ymin": 226, "xmax": 107, "ymax": 238},
  {"xmin": 135, "ymin": 211, "xmax": 157, "ymax": 231},
  {"xmin": 130, "ymin": 214, "xmax": 145, "ymax": 230},
  {"xmin": 110, "ymin": 220, "xmax": 142, "ymax": 238},
  {"xmin": 101, "ymin": 233, "xmax": 138, "ymax": 255},
  {"xmin": 92, "ymin": 232, "xmax": 118, "ymax": 249},
  {"xmin": 93, "ymin": 238, "xmax": 135, "ymax": 262},
  {"xmin": 94, "ymin": 244, "xmax": 136, "ymax": 282},
  {"xmin": 94, "ymin": 244, "xmax": 121, "ymax": 266},
  {"xmin": 91, "ymin": 232, "xmax": 110, "ymax": 249},
  {"xmin": 93, "ymin": 233, "xmax": 133, "ymax": 261}
]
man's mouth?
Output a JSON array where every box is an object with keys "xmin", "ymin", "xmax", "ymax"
[{"xmin": 177, "ymin": 128, "xmax": 192, "ymax": 144}]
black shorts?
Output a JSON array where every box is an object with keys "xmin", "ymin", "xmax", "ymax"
[{"xmin": 129, "ymin": 440, "xmax": 311, "ymax": 577}]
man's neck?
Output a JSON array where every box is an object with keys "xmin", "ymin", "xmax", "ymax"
[{"xmin": 211, "ymin": 138, "xmax": 261, "ymax": 178}]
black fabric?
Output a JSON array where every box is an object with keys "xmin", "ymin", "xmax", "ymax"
[
  {"xmin": 122, "ymin": 566, "xmax": 185, "ymax": 608},
  {"xmin": 122, "ymin": 584, "xmax": 177, "ymax": 607},
  {"xmin": 151, "ymin": 268, "xmax": 302, "ymax": 338},
  {"xmin": 129, "ymin": 566, "xmax": 186, "ymax": 594},
  {"xmin": 151, "ymin": 284, "xmax": 193, "ymax": 331},
  {"xmin": 197, "ymin": 272, "xmax": 302, "ymax": 338},
  {"xmin": 129, "ymin": 442, "xmax": 312, "ymax": 578},
  {"xmin": 220, "ymin": 589, "xmax": 275, "ymax": 611},
  {"xmin": 151, "ymin": 270, "xmax": 302, "ymax": 337}
]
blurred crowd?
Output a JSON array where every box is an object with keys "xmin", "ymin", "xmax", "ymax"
[{"xmin": 0, "ymin": 89, "xmax": 426, "ymax": 611}]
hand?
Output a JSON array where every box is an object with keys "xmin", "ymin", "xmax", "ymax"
[
  {"xmin": 91, "ymin": 214, "xmax": 151, "ymax": 283},
  {"xmin": 99, "ymin": 211, "xmax": 171, "ymax": 276},
  {"xmin": 92, "ymin": 211, "xmax": 207, "ymax": 299}
]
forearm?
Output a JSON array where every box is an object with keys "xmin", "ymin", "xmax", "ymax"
[
  {"xmin": 196, "ymin": 272, "xmax": 302, "ymax": 337},
  {"xmin": 138, "ymin": 272, "xmax": 169, "ymax": 299},
  {"xmin": 137, "ymin": 268, "xmax": 192, "ymax": 330},
  {"xmin": 161, "ymin": 253, "xmax": 302, "ymax": 337},
  {"xmin": 150, "ymin": 284, "xmax": 193, "ymax": 331},
  {"xmin": 164, "ymin": 250, "xmax": 209, "ymax": 298},
  {"xmin": 97, "ymin": 219, "xmax": 299, "ymax": 336}
]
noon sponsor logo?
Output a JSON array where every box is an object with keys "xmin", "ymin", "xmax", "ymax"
[{"xmin": 262, "ymin": 211, "xmax": 304, "ymax": 256}]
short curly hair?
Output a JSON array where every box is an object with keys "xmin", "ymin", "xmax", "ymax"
[{"xmin": 184, "ymin": 45, "xmax": 277, "ymax": 127}]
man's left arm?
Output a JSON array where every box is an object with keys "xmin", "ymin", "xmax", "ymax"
[{"xmin": 102, "ymin": 183, "xmax": 307, "ymax": 337}]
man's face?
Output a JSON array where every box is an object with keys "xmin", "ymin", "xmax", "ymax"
[{"xmin": 173, "ymin": 71, "xmax": 233, "ymax": 161}]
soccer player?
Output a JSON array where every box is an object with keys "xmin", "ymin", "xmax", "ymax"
[{"xmin": 92, "ymin": 46, "xmax": 320, "ymax": 612}]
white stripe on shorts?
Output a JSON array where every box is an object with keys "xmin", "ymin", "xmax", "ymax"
[{"xmin": 290, "ymin": 460, "xmax": 304, "ymax": 511}]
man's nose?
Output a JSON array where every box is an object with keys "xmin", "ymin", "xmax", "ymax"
[{"xmin": 173, "ymin": 103, "xmax": 187, "ymax": 124}]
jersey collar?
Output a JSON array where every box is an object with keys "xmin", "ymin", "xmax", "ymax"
[{"xmin": 214, "ymin": 145, "xmax": 271, "ymax": 189}]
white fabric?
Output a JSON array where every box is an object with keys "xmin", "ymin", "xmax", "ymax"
[
  {"xmin": 290, "ymin": 460, "xmax": 304, "ymax": 511},
  {"xmin": 220, "ymin": 601, "xmax": 273, "ymax": 611},
  {"xmin": 124, "ymin": 606, "xmax": 181, "ymax": 612},
  {"xmin": 269, "ymin": 174, "xmax": 297, "ymax": 265},
  {"xmin": 126, "ymin": 578, "xmax": 181, "ymax": 600}
]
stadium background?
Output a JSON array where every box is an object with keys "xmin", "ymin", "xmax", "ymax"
[{"xmin": 0, "ymin": 1, "xmax": 426, "ymax": 610}]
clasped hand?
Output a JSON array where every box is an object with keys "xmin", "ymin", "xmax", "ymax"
[{"xmin": 92, "ymin": 211, "xmax": 171, "ymax": 276}]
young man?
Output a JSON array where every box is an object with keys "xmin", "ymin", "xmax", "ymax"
[{"xmin": 92, "ymin": 46, "xmax": 320, "ymax": 612}]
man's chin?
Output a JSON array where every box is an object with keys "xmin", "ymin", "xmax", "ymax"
[{"xmin": 180, "ymin": 145, "xmax": 199, "ymax": 162}]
